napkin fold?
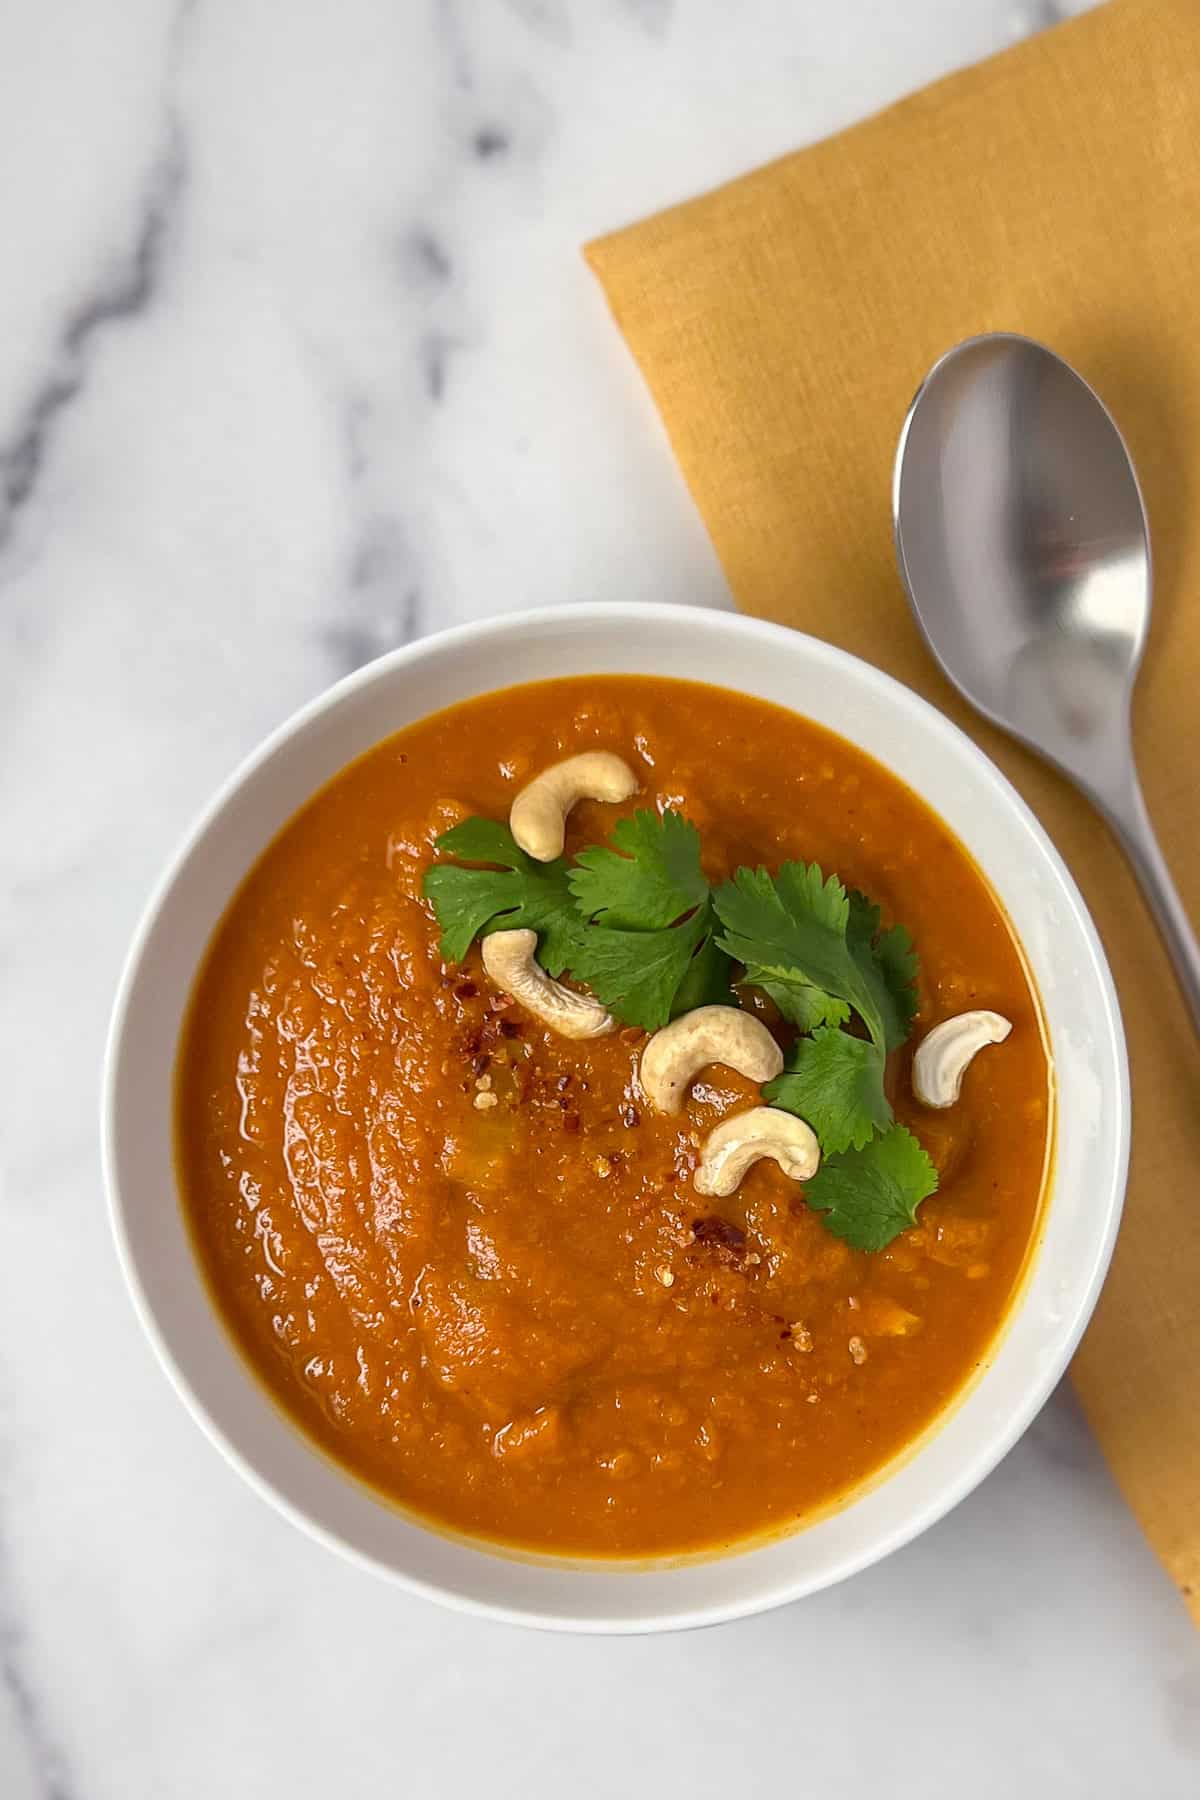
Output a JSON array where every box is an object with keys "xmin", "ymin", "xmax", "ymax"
[{"xmin": 587, "ymin": 0, "xmax": 1200, "ymax": 1622}]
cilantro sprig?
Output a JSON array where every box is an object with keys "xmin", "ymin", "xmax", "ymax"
[
  {"xmin": 764, "ymin": 1026, "xmax": 891, "ymax": 1155},
  {"xmin": 712, "ymin": 864, "xmax": 914, "ymax": 1053},
  {"xmin": 847, "ymin": 890, "xmax": 920, "ymax": 1053},
  {"xmin": 714, "ymin": 862, "xmax": 918, "ymax": 1152},
  {"xmin": 712, "ymin": 862, "xmax": 855, "ymax": 1033},
  {"xmin": 569, "ymin": 808, "xmax": 708, "ymax": 928},
  {"xmin": 802, "ymin": 1125, "xmax": 938, "ymax": 1252},
  {"xmin": 566, "ymin": 809, "xmax": 734, "ymax": 1024},
  {"xmin": 714, "ymin": 861, "xmax": 929, "ymax": 1243},
  {"xmin": 569, "ymin": 905, "xmax": 711, "ymax": 1028},
  {"xmin": 424, "ymin": 808, "xmax": 719, "ymax": 1030},
  {"xmin": 422, "ymin": 819, "xmax": 581, "ymax": 973},
  {"xmin": 422, "ymin": 800, "xmax": 934, "ymax": 1250}
]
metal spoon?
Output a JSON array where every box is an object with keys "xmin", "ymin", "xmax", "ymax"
[{"xmin": 893, "ymin": 331, "xmax": 1200, "ymax": 1034}]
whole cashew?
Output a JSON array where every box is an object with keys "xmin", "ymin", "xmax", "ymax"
[
  {"xmin": 912, "ymin": 1010, "xmax": 1012, "ymax": 1108},
  {"xmin": 509, "ymin": 753, "xmax": 638, "ymax": 862},
  {"xmin": 480, "ymin": 928, "xmax": 614, "ymax": 1040},
  {"xmin": 641, "ymin": 1005, "xmax": 783, "ymax": 1114},
  {"xmin": 694, "ymin": 1107, "xmax": 820, "ymax": 1198}
]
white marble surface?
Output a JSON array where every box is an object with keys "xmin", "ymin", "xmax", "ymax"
[{"xmin": 3, "ymin": 0, "xmax": 1198, "ymax": 1794}]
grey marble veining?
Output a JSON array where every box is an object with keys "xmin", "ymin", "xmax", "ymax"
[{"xmin": 2, "ymin": 1, "xmax": 1196, "ymax": 1796}]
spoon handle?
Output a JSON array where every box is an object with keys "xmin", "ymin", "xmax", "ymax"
[{"xmin": 1103, "ymin": 773, "xmax": 1200, "ymax": 1038}]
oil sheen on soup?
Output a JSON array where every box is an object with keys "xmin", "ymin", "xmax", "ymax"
[{"xmin": 176, "ymin": 676, "xmax": 1050, "ymax": 1556}]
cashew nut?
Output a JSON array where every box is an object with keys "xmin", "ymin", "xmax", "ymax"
[
  {"xmin": 509, "ymin": 753, "xmax": 638, "ymax": 862},
  {"xmin": 912, "ymin": 1010, "xmax": 1012, "ymax": 1108},
  {"xmin": 694, "ymin": 1107, "xmax": 820, "ymax": 1198},
  {"xmin": 480, "ymin": 928, "xmax": 614, "ymax": 1040},
  {"xmin": 641, "ymin": 1006, "xmax": 783, "ymax": 1114}
]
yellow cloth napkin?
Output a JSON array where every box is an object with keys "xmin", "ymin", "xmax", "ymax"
[{"xmin": 587, "ymin": 0, "xmax": 1200, "ymax": 1623}]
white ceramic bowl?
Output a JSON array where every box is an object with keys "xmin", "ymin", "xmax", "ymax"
[{"xmin": 103, "ymin": 603, "xmax": 1128, "ymax": 1633}]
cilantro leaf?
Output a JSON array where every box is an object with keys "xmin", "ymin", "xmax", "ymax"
[
  {"xmin": 873, "ymin": 924, "xmax": 919, "ymax": 1043},
  {"xmin": 847, "ymin": 891, "xmax": 919, "ymax": 1051},
  {"xmin": 715, "ymin": 863, "xmax": 920, "ymax": 1055},
  {"xmin": 752, "ymin": 977, "xmax": 851, "ymax": 1034},
  {"xmin": 569, "ymin": 905, "xmax": 709, "ymax": 1032},
  {"xmin": 422, "ymin": 819, "xmax": 580, "ymax": 973},
  {"xmin": 566, "ymin": 808, "xmax": 721, "ymax": 1027},
  {"xmin": 568, "ymin": 809, "xmax": 708, "ymax": 929},
  {"xmin": 765, "ymin": 1027, "xmax": 892, "ymax": 1154},
  {"xmin": 671, "ymin": 925, "xmax": 735, "ymax": 1015},
  {"xmin": 713, "ymin": 864, "xmax": 854, "ymax": 1031},
  {"xmin": 802, "ymin": 1125, "xmax": 939, "ymax": 1252}
]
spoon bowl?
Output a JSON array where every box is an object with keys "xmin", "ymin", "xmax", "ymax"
[{"xmin": 894, "ymin": 332, "xmax": 1200, "ymax": 1033}]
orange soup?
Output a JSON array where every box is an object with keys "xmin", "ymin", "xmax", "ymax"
[{"xmin": 176, "ymin": 676, "xmax": 1049, "ymax": 1556}]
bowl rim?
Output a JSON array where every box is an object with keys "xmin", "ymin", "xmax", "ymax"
[{"xmin": 102, "ymin": 601, "xmax": 1130, "ymax": 1632}]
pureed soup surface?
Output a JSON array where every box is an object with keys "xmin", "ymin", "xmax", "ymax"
[{"xmin": 177, "ymin": 676, "xmax": 1050, "ymax": 1557}]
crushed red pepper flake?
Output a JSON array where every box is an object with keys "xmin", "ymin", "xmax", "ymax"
[{"xmin": 691, "ymin": 1216, "xmax": 747, "ymax": 1252}]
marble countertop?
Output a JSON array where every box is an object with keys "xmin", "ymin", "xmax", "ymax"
[{"xmin": 3, "ymin": 0, "xmax": 1198, "ymax": 1793}]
